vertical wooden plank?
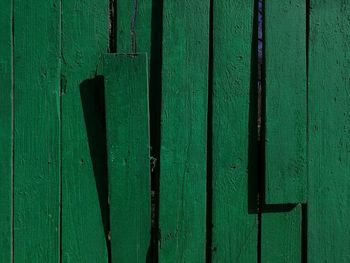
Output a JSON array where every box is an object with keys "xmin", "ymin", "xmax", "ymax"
[
  {"xmin": 116, "ymin": 0, "xmax": 152, "ymax": 54},
  {"xmin": 212, "ymin": 0, "xmax": 258, "ymax": 262},
  {"xmin": 0, "ymin": 0, "xmax": 13, "ymax": 261},
  {"xmin": 265, "ymin": 0, "xmax": 307, "ymax": 204},
  {"xmin": 261, "ymin": 205, "xmax": 302, "ymax": 263},
  {"xmin": 158, "ymin": 0, "xmax": 209, "ymax": 261},
  {"xmin": 13, "ymin": 0, "xmax": 61, "ymax": 261},
  {"xmin": 308, "ymin": 1, "xmax": 350, "ymax": 261},
  {"xmin": 61, "ymin": 0, "xmax": 109, "ymax": 261},
  {"xmin": 104, "ymin": 53, "xmax": 150, "ymax": 263}
]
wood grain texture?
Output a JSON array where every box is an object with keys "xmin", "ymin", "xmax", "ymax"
[
  {"xmin": 265, "ymin": 0, "xmax": 307, "ymax": 204},
  {"xmin": 0, "ymin": 0, "xmax": 13, "ymax": 261},
  {"xmin": 308, "ymin": 1, "xmax": 350, "ymax": 261},
  {"xmin": 104, "ymin": 54, "xmax": 151, "ymax": 263},
  {"xmin": 211, "ymin": 1, "xmax": 258, "ymax": 262},
  {"xmin": 158, "ymin": 0, "xmax": 210, "ymax": 261},
  {"xmin": 261, "ymin": 205, "xmax": 302, "ymax": 263},
  {"xmin": 61, "ymin": 0, "xmax": 109, "ymax": 261},
  {"xmin": 116, "ymin": 0, "xmax": 152, "ymax": 54},
  {"xmin": 13, "ymin": 0, "xmax": 61, "ymax": 261}
]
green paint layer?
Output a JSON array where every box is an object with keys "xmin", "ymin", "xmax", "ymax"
[
  {"xmin": 158, "ymin": 0, "xmax": 210, "ymax": 261},
  {"xmin": 261, "ymin": 205, "xmax": 302, "ymax": 263},
  {"xmin": 265, "ymin": 0, "xmax": 307, "ymax": 204},
  {"xmin": 61, "ymin": 0, "xmax": 109, "ymax": 261},
  {"xmin": 308, "ymin": 1, "xmax": 350, "ymax": 261},
  {"xmin": 211, "ymin": 1, "xmax": 258, "ymax": 262},
  {"xmin": 13, "ymin": 0, "xmax": 61, "ymax": 261},
  {"xmin": 116, "ymin": 0, "xmax": 152, "ymax": 54},
  {"xmin": 0, "ymin": 0, "xmax": 13, "ymax": 261}
]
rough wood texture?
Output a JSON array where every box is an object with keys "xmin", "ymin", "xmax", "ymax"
[
  {"xmin": 116, "ymin": 0, "xmax": 152, "ymax": 54},
  {"xmin": 61, "ymin": 0, "xmax": 109, "ymax": 261},
  {"xmin": 104, "ymin": 54, "xmax": 151, "ymax": 263},
  {"xmin": 13, "ymin": 0, "xmax": 61, "ymax": 261},
  {"xmin": 211, "ymin": 1, "xmax": 258, "ymax": 262},
  {"xmin": 158, "ymin": 0, "xmax": 210, "ymax": 261},
  {"xmin": 0, "ymin": 0, "xmax": 13, "ymax": 261},
  {"xmin": 265, "ymin": 0, "xmax": 307, "ymax": 204},
  {"xmin": 261, "ymin": 205, "xmax": 302, "ymax": 263},
  {"xmin": 308, "ymin": 1, "xmax": 350, "ymax": 261}
]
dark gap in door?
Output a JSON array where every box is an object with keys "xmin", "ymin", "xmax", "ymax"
[
  {"xmin": 148, "ymin": 0, "xmax": 164, "ymax": 262},
  {"xmin": 257, "ymin": 0, "xmax": 264, "ymax": 261},
  {"xmin": 206, "ymin": 0, "xmax": 214, "ymax": 261}
]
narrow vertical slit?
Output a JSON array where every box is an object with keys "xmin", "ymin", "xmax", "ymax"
[
  {"xmin": 148, "ymin": 0, "xmax": 163, "ymax": 262},
  {"xmin": 107, "ymin": 1, "xmax": 116, "ymax": 262},
  {"xmin": 301, "ymin": 204, "xmax": 308, "ymax": 262},
  {"xmin": 302, "ymin": 1, "xmax": 310, "ymax": 262},
  {"xmin": 131, "ymin": 0, "xmax": 138, "ymax": 53},
  {"xmin": 59, "ymin": 0, "xmax": 63, "ymax": 262},
  {"xmin": 205, "ymin": 0, "xmax": 214, "ymax": 261},
  {"xmin": 257, "ymin": 0, "xmax": 265, "ymax": 262},
  {"xmin": 109, "ymin": 0, "xmax": 116, "ymax": 53},
  {"xmin": 11, "ymin": 0, "xmax": 15, "ymax": 261}
]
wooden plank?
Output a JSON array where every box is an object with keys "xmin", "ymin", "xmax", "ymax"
[
  {"xmin": 265, "ymin": 0, "xmax": 307, "ymax": 204},
  {"xmin": 0, "ymin": 0, "xmax": 13, "ymax": 261},
  {"xmin": 104, "ymin": 53, "xmax": 150, "ymax": 263},
  {"xmin": 13, "ymin": 0, "xmax": 61, "ymax": 261},
  {"xmin": 61, "ymin": 0, "xmax": 109, "ymax": 261},
  {"xmin": 116, "ymin": 0, "xmax": 152, "ymax": 54},
  {"xmin": 158, "ymin": 0, "xmax": 210, "ymax": 261},
  {"xmin": 211, "ymin": 0, "xmax": 258, "ymax": 262},
  {"xmin": 261, "ymin": 205, "xmax": 302, "ymax": 263},
  {"xmin": 308, "ymin": 1, "xmax": 350, "ymax": 261}
]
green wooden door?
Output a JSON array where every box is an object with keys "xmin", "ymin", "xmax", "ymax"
[{"xmin": 1, "ymin": 0, "xmax": 350, "ymax": 262}]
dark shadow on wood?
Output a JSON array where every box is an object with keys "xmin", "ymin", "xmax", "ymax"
[{"xmin": 80, "ymin": 76, "xmax": 111, "ymax": 260}]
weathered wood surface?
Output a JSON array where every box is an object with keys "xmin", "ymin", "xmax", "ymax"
[
  {"xmin": 104, "ymin": 54, "xmax": 151, "ymax": 263},
  {"xmin": 158, "ymin": 0, "xmax": 210, "ymax": 261},
  {"xmin": 261, "ymin": 205, "xmax": 302, "ymax": 263},
  {"xmin": 211, "ymin": 0, "xmax": 258, "ymax": 262},
  {"xmin": 13, "ymin": 0, "xmax": 61, "ymax": 261},
  {"xmin": 61, "ymin": 0, "xmax": 109, "ymax": 261},
  {"xmin": 116, "ymin": 0, "xmax": 152, "ymax": 54},
  {"xmin": 265, "ymin": 0, "xmax": 307, "ymax": 204},
  {"xmin": 308, "ymin": 1, "xmax": 350, "ymax": 261},
  {"xmin": 0, "ymin": 0, "xmax": 13, "ymax": 261}
]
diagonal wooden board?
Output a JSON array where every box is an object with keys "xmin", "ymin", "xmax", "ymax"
[{"xmin": 103, "ymin": 53, "xmax": 151, "ymax": 263}]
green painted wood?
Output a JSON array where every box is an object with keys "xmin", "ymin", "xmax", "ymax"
[
  {"xmin": 158, "ymin": 0, "xmax": 209, "ymax": 261},
  {"xmin": 261, "ymin": 205, "xmax": 302, "ymax": 263},
  {"xmin": 0, "ymin": 0, "xmax": 13, "ymax": 261},
  {"xmin": 116, "ymin": 0, "xmax": 152, "ymax": 54},
  {"xmin": 211, "ymin": 1, "xmax": 258, "ymax": 262},
  {"xmin": 61, "ymin": 0, "xmax": 109, "ymax": 261},
  {"xmin": 308, "ymin": 1, "xmax": 350, "ymax": 261},
  {"xmin": 265, "ymin": 0, "xmax": 307, "ymax": 204},
  {"xmin": 13, "ymin": 0, "xmax": 61, "ymax": 261},
  {"xmin": 104, "ymin": 53, "xmax": 151, "ymax": 263}
]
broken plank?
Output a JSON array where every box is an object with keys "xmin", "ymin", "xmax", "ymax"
[{"xmin": 104, "ymin": 53, "xmax": 151, "ymax": 263}]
